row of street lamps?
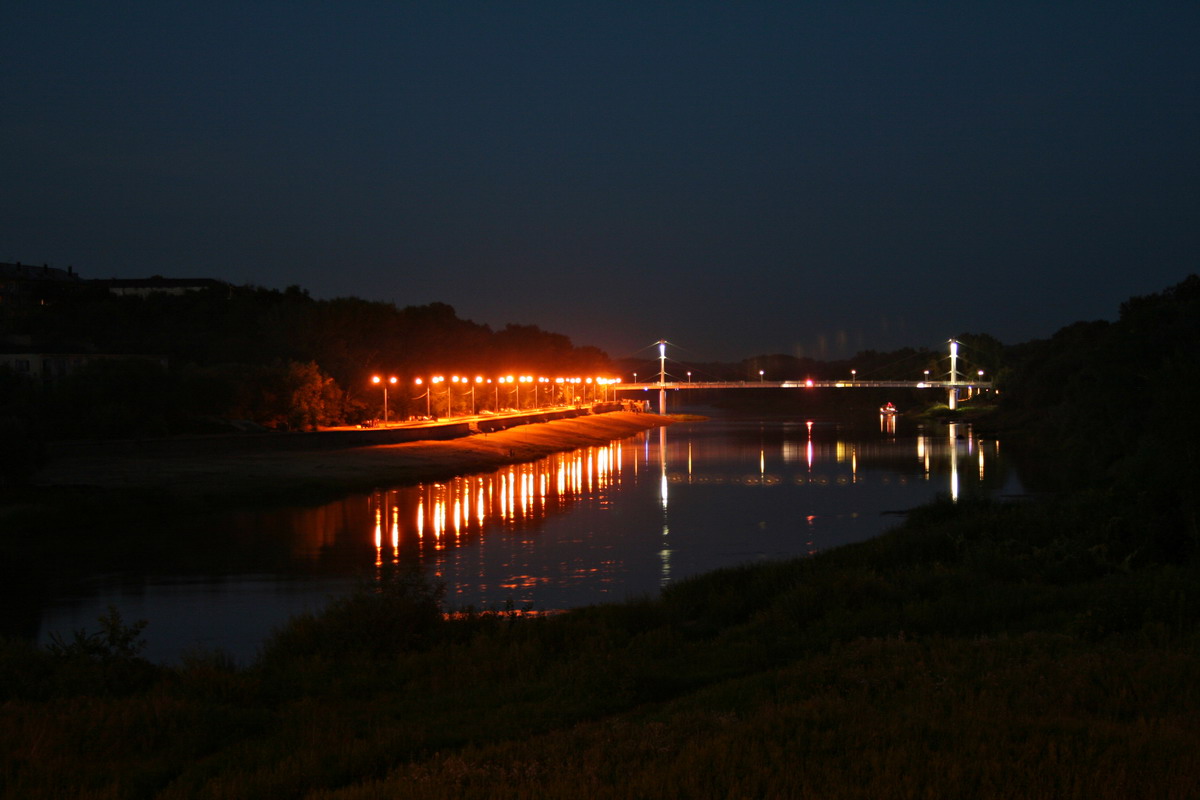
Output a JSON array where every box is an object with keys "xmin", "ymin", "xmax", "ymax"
[{"xmin": 372, "ymin": 374, "xmax": 621, "ymax": 424}]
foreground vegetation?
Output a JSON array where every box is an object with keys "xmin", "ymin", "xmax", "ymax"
[
  {"xmin": 2, "ymin": 277, "xmax": 1198, "ymax": 797},
  {"xmin": 1, "ymin": 487, "xmax": 1197, "ymax": 798}
]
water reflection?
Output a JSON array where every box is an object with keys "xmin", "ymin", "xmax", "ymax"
[
  {"xmin": 296, "ymin": 419, "xmax": 1002, "ymax": 603},
  {"xmin": 358, "ymin": 443, "xmax": 627, "ymax": 573},
  {"xmin": 35, "ymin": 416, "xmax": 1013, "ymax": 664}
]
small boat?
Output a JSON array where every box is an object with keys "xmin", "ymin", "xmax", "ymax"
[{"xmin": 880, "ymin": 402, "xmax": 898, "ymax": 415}]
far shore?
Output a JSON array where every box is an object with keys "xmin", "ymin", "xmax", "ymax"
[{"xmin": 30, "ymin": 411, "xmax": 674, "ymax": 504}]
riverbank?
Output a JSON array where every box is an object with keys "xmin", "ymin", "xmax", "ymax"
[
  {"xmin": 2, "ymin": 487, "xmax": 1196, "ymax": 798},
  {"xmin": 23, "ymin": 411, "xmax": 673, "ymax": 507}
]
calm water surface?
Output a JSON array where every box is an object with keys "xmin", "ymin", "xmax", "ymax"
[{"xmin": 36, "ymin": 413, "xmax": 1019, "ymax": 663}]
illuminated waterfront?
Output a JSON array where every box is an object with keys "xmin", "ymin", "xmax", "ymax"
[{"xmin": 35, "ymin": 413, "xmax": 1018, "ymax": 663}]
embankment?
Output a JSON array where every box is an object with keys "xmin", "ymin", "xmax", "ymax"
[{"xmin": 30, "ymin": 411, "xmax": 673, "ymax": 505}]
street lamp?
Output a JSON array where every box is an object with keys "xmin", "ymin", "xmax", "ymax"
[
  {"xmin": 431, "ymin": 376, "xmax": 445, "ymax": 417},
  {"xmin": 687, "ymin": 371, "xmax": 692, "ymax": 382},
  {"xmin": 450, "ymin": 376, "xmax": 462, "ymax": 417},
  {"xmin": 372, "ymin": 375, "xmax": 397, "ymax": 424},
  {"xmin": 850, "ymin": 369, "xmax": 856, "ymax": 384},
  {"xmin": 414, "ymin": 377, "xmax": 430, "ymax": 417},
  {"xmin": 759, "ymin": 369, "xmax": 764, "ymax": 382}
]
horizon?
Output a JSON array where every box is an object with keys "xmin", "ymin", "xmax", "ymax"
[{"xmin": 5, "ymin": 258, "xmax": 1191, "ymax": 366}]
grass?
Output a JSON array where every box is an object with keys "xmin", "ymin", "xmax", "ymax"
[{"xmin": 2, "ymin": 489, "xmax": 1198, "ymax": 798}]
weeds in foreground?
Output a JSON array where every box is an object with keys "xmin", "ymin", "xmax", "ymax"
[
  {"xmin": 1, "ymin": 494, "xmax": 1198, "ymax": 799},
  {"xmin": 44, "ymin": 605, "xmax": 148, "ymax": 662}
]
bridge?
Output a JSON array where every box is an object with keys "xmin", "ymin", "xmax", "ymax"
[{"xmin": 613, "ymin": 339, "xmax": 994, "ymax": 414}]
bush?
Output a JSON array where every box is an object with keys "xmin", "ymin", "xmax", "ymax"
[
  {"xmin": 0, "ymin": 415, "xmax": 46, "ymax": 486},
  {"xmin": 259, "ymin": 568, "xmax": 446, "ymax": 664}
]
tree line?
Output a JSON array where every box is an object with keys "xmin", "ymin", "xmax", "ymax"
[{"xmin": 0, "ymin": 283, "xmax": 613, "ymax": 443}]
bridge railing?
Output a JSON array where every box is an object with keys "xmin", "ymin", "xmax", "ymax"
[{"xmin": 615, "ymin": 380, "xmax": 993, "ymax": 391}]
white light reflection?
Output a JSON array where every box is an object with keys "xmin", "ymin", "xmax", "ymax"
[
  {"xmin": 359, "ymin": 421, "xmax": 993, "ymax": 604},
  {"xmin": 948, "ymin": 423, "xmax": 960, "ymax": 502},
  {"xmin": 658, "ymin": 426, "xmax": 669, "ymax": 511},
  {"xmin": 659, "ymin": 425, "xmax": 672, "ymax": 586}
]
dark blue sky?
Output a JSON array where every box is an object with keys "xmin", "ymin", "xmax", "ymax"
[{"xmin": 4, "ymin": 2, "xmax": 1197, "ymax": 361}]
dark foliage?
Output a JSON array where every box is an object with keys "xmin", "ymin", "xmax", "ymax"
[
  {"xmin": 0, "ymin": 414, "xmax": 46, "ymax": 485},
  {"xmin": 998, "ymin": 274, "xmax": 1200, "ymax": 554},
  {"xmin": 4, "ymin": 283, "xmax": 613, "ymax": 437}
]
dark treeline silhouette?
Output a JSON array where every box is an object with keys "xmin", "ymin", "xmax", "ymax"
[
  {"xmin": 0, "ymin": 282, "xmax": 612, "ymax": 447},
  {"xmin": 995, "ymin": 274, "xmax": 1200, "ymax": 557}
]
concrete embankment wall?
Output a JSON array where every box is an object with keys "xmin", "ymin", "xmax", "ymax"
[{"xmin": 48, "ymin": 404, "xmax": 627, "ymax": 460}]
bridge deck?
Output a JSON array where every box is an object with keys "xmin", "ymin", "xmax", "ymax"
[{"xmin": 615, "ymin": 380, "xmax": 993, "ymax": 391}]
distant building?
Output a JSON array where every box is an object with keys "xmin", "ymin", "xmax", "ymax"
[
  {"xmin": 90, "ymin": 276, "xmax": 229, "ymax": 297},
  {"xmin": 0, "ymin": 262, "xmax": 81, "ymax": 307}
]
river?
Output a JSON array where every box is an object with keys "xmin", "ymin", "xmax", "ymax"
[{"xmin": 35, "ymin": 411, "xmax": 1020, "ymax": 664}]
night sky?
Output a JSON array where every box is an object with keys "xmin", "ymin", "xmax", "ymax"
[{"xmin": 4, "ymin": 3, "xmax": 1197, "ymax": 361}]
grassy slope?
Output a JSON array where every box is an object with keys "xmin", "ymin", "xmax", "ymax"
[{"xmin": 2, "ymin": 492, "xmax": 1197, "ymax": 799}]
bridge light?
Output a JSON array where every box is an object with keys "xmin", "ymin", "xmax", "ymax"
[{"xmin": 805, "ymin": 379, "xmax": 814, "ymax": 388}]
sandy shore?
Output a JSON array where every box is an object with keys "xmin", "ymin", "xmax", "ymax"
[{"xmin": 34, "ymin": 412, "xmax": 673, "ymax": 501}]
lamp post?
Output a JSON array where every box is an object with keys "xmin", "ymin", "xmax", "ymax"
[
  {"xmin": 850, "ymin": 369, "xmax": 856, "ymax": 385},
  {"xmin": 414, "ymin": 378, "xmax": 430, "ymax": 417},
  {"xmin": 687, "ymin": 371, "xmax": 692, "ymax": 382},
  {"xmin": 431, "ymin": 376, "xmax": 445, "ymax": 418},
  {"xmin": 504, "ymin": 376, "xmax": 516, "ymax": 410},
  {"xmin": 924, "ymin": 369, "xmax": 930, "ymax": 385},
  {"xmin": 372, "ymin": 375, "xmax": 397, "ymax": 424},
  {"xmin": 759, "ymin": 369, "xmax": 764, "ymax": 382},
  {"xmin": 518, "ymin": 376, "xmax": 532, "ymax": 410}
]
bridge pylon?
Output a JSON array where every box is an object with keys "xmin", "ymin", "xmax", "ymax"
[
  {"xmin": 658, "ymin": 340, "xmax": 667, "ymax": 415},
  {"xmin": 948, "ymin": 339, "xmax": 958, "ymax": 410}
]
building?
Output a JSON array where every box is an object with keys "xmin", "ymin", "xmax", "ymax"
[
  {"xmin": 89, "ymin": 276, "xmax": 228, "ymax": 297},
  {"xmin": 0, "ymin": 262, "xmax": 81, "ymax": 308}
]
